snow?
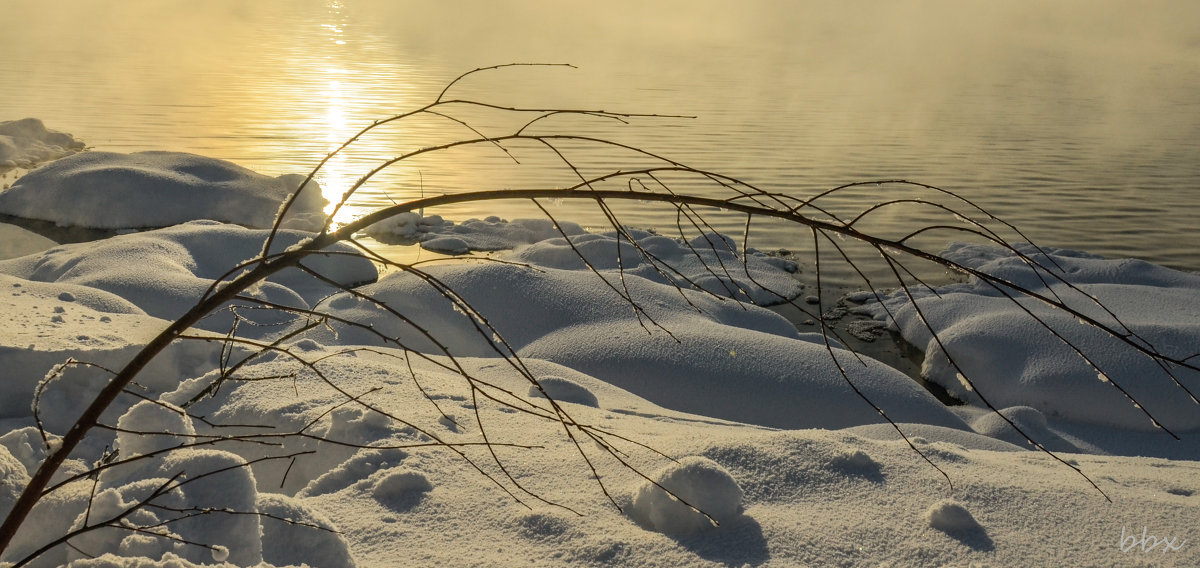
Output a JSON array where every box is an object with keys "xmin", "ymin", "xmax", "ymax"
[
  {"xmin": 925, "ymin": 499, "xmax": 982, "ymax": 533},
  {"xmin": 305, "ymin": 259, "xmax": 960, "ymax": 431},
  {"xmin": 0, "ymin": 151, "xmax": 327, "ymax": 231},
  {"xmin": 0, "ymin": 119, "xmax": 84, "ymax": 171},
  {"xmin": 0, "ymin": 148, "xmax": 1197, "ymax": 566},
  {"xmin": 628, "ymin": 456, "xmax": 744, "ymax": 536},
  {"xmin": 366, "ymin": 213, "xmax": 803, "ymax": 305},
  {"xmin": 515, "ymin": 229, "xmax": 802, "ymax": 305},
  {"xmin": 366, "ymin": 214, "xmax": 588, "ymax": 255},
  {"xmin": 0, "ymin": 220, "xmax": 377, "ymax": 334},
  {"xmin": 865, "ymin": 242, "xmax": 1200, "ymax": 432},
  {"xmin": 112, "ymin": 401, "xmax": 196, "ymax": 459},
  {"xmin": 0, "ymin": 224, "xmax": 56, "ymax": 261},
  {"xmin": 528, "ymin": 376, "xmax": 599, "ymax": 408},
  {"xmin": 256, "ymin": 493, "xmax": 354, "ymax": 568}
]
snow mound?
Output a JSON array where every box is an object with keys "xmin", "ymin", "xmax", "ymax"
[
  {"xmin": 313, "ymin": 260, "xmax": 801, "ymax": 355},
  {"xmin": 155, "ymin": 449, "xmax": 263, "ymax": 565},
  {"xmin": 74, "ymin": 446, "xmax": 265, "ymax": 564},
  {"xmin": 0, "ymin": 150, "xmax": 326, "ymax": 230},
  {"xmin": 529, "ymin": 376, "xmax": 599, "ymax": 407},
  {"xmin": 829, "ymin": 449, "xmax": 880, "ymax": 473},
  {"xmin": 629, "ymin": 456, "xmax": 744, "ymax": 536},
  {"xmin": 842, "ymin": 422, "xmax": 1026, "ymax": 453},
  {"xmin": 970, "ymin": 406, "xmax": 1081, "ymax": 453},
  {"xmin": 257, "ymin": 493, "xmax": 356, "ymax": 568},
  {"xmin": 373, "ymin": 469, "xmax": 433, "ymax": 498},
  {"xmin": 114, "ymin": 400, "xmax": 195, "ymax": 457},
  {"xmin": 312, "ymin": 261, "xmax": 965, "ymax": 430},
  {"xmin": 367, "ymin": 214, "xmax": 587, "ymax": 254},
  {"xmin": 299, "ymin": 449, "xmax": 409, "ymax": 498},
  {"xmin": 0, "ymin": 221, "xmax": 377, "ymax": 333},
  {"xmin": 0, "ymin": 118, "xmax": 84, "ymax": 170},
  {"xmin": 372, "ymin": 469, "xmax": 433, "ymax": 510},
  {"xmin": 63, "ymin": 552, "xmax": 225, "ymax": 568},
  {"xmin": 0, "ymin": 273, "xmax": 227, "ymax": 433},
  {"xmin": 866, "ymin": 242, "xmax": 1200, "ymax": 431},
  {"xmin": 926, "ymin": 499, "xmax": 982, "ymax": 533},
  {"xmin": 0, "ymin": 427, "xmax": 53, "ymax": 477},
  {"xmin": 515, "ymin": 229, "xmax": 801, "ymax": 305},
  {"xmin": 0, "ymin": 444, "xmax": 29, "ymax": 517},
  {"xmin": 368, "ymin": 218, "xmax": 801, "ymax": 304}
]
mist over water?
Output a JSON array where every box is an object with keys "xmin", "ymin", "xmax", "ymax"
[{"xmin": 2, "ymin": 0, "xmax": 1197, "ymax": 281}]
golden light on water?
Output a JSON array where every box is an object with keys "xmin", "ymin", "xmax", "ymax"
[
  {"xmin": 316, "ymin": 0, "xmax": 369, "ymax": 227},
  {"xmin": 320, "ymin": 73, "xmax": 352, "ymax": 220},
  {"xmin": 2, "ymin": 0, "xmax": 1196, "ymax": 269}
]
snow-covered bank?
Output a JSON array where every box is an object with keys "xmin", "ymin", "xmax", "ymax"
[
  {"xmin": 0, "ymin": 146, "xmax": 1198, "ymax": 566},
  {"xmin": 367, "ymin": 213, "xmax": 805, "ymax": 305},
  {"xmin": 865, "ymin": 242, "xmax": 1200, "ymax": 433},
  {"xmin": 0, "ymin": 119, "xmax": 84, "ymax": 171},
  {"xmin": 0, "ymin": 220, "xmax": 377, "ymax": 332},
  {"xmin": 306, "ymin": 260, "xmax": 960, "ymax": 431},
  {"xmin": 0, "ymin": 151, "xmax": 327, "ymax": 231}
]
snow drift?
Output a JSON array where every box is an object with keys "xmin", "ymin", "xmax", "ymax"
[
  {"xmin": 0, "ymin": 151, "xmax": 327, "ymax": 230},
  {"xmin": 0, "ymin": 220, "xmax": 377, "ymax": 333},
  {"xmin": 0, "ymin": 144, "xmax": 1198, "ymax": 566},
  {"xmin": 0, "ymin": 119, "xmax": 84, "ymax": 171},
  {"xmin": 866, "ymin": 242, "xmax": 1200, "ymax": 431}
]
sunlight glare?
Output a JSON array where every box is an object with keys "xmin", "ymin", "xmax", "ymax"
[{"xmin": 320, "ymin": 74, "xmax": 354, "ymax": 223}]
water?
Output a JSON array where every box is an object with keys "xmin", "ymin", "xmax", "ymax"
[{"xmin": 3, "ymin": 0, "xmax": 1198, "ymax": 286}]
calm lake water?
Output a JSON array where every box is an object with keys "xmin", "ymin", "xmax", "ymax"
[{"xmin": 3, "ymin": 0, "xmax": 1198, "ymax": 285}]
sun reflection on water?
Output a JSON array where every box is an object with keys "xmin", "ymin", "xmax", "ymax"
[
  {"xmin": 3, "ymin": 1, "xmax": 1197, "ymax": 273},
  {"xmin": 313, "ymin": 0, "xmax": 384, "ymax": 229},
  {"xmin": 319, "ymin": 75, "xmax": 353, "ymax": 221}
]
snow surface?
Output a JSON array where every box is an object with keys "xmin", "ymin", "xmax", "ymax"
[
  {"xmin": 366, "ymin": 214, "xmax": 588, "ymax": 255},
  {"xmin": 0, "ymin": 151, "xmax": 327, "ymax": 231},
  {"xmin": 0, "ymin": 220, "xmax": 377, "ymax": 334},
  {"xmin": 865, "ymin": 242, "xmax": 1200, "ymax": 432},
  {"xmin": 0, "ymin": 150, "xmax": 1198, "ymax": 566},
  {"xmin": 0, "ymin": 224, "xmax": 55, "ymax": 261},
  {"xmin": 0, "ymin": 119, "xmax": 84, "ymax": 171},
  {"xmin": 367, "ymin": 212, "xmax": 803, "ymax": 306},
  {"xmin": 628, "ymin": 456, "xmax": 744, "ymax": 537}
]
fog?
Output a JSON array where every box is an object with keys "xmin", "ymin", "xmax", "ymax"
[{"xmin": 2, "ymin": 0, "xmax": 1198, "ymax": 269}]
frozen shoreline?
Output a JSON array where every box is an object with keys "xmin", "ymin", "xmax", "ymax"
[{"xmin": 0, "ymin": 147, "xmax": 1197, "ymax": 566}]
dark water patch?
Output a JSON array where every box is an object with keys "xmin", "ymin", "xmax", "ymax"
[
  {"xmin": 0, "ymin": 213, "xmax": 122, "ymax": 245},
  {"xmin": 766, "ymin": 262, "xmax": 964, "ymax": 406}
]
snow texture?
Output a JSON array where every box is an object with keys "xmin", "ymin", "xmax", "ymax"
[
  {"xmin": 366, "ymin": 214, "xmax": 587, "ymax": 255},
  {"xmin": 1, "ymin": 160, "xmax": 1199, "ymax": 566},
  {"xmin": 0, "ymin": 224, "xmax": 55, "ymax": 261},
  {"xmin": 308, "ymin": 260, "xmax": 963, "ymax": 430},
  {"xmin": 926, "ymin": 499, "xmax": 981, "ymax": 532},
  {"xmin": 0, "ymin": 150, "xmax": 327, "ymax": 230},
  {"xmin": 629, "ymin": 456, "xmax": 744, "ymax": 536},
  {"xmin": 0, "ymin": 220, "xmax": 377, "ymax": 333},
  {"xmin": 0, "ymin": 118, "xmax": 84, "ymax": 170},
  {"xmin": 866, "ymin": 242, "xmax": 1200, "ymax": 431}
]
